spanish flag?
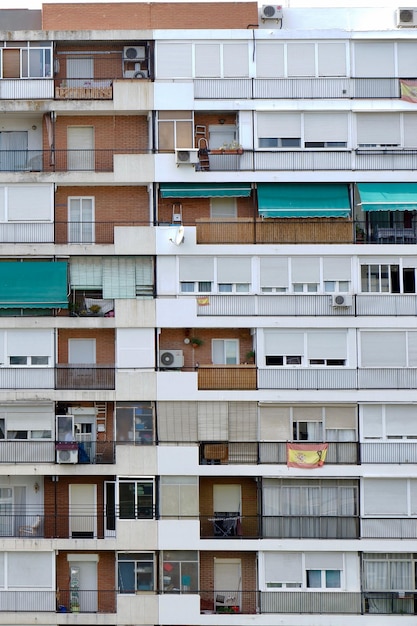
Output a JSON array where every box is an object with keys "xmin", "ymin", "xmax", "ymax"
[
  {"xmin": 400, "ymin": 80, "xmax": 417, "ymax": 103},
  {"xmin": 287, "ymin": 443, "xmax": 328, "ymax": 469},
  {"xmin": 197, "ymin": 297, "xmax": 210, "ymax": 306}
]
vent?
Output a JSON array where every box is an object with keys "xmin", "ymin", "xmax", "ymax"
[
  {"xmin": 159, "ymin": 349, "xmax": 184, "ymax": 369},
  {"xmin": 332, "ymin": 294, "xmax": 353, "ymax": 307},
  {"xmin": 123, "ymin": 45, "xmax": 146, "ymax": 60},
  {"xmin": 261, "ymin": 5, "xmax": 283, "ymax": 19},
  {"xmin": 175, "ymin": 148, "xmax": 199, "ymax": 165},
  {"xmin": 397, "ymin": 8, "xmax": 417, "ymax": 26},
  {"xmin": 56, "ymin": 448, "xmax": 78, "ymax": 463}
]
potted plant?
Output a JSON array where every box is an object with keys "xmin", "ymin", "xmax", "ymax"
[
  {"xmin": 210, "ymin": 141, "xmax": 244, "ymax": 155},
  {"xmin": 245, "ymin": 350, "xmax": 255, "ymax": 364},
  {"xmin": 88, "ymin": 304, "xmax": 102, "ymax": 316},
  {"xmin": 190, "ymin": 337, "xmax": 204, "ymax": 348}
]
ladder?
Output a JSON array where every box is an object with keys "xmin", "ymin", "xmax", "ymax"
[
  {"xmin": 197, "ymin": 137, "xmax": 210, "ymax": 171},
  {"xmin": 94, "ymin": 402, "xmax": 107, "ymax": 432}
]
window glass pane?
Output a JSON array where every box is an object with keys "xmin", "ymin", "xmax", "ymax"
[
  {"xmin": 181, "ymin": 282, "xmax": 194, "ymax": 292},
  {"xmin": 307, "ymin": 570, "xmax": 322, "ymax": 588},
  {"xmin": 259, "ymin": 138, "xmax": 278, "ymax": 148},
  {"xmin": 10, "ymin": 356, "xmax": 27, "ymax": 365},
  {"xmin": 219, "ymin": 284, "xmax": 232, "ymax": 292},
  {"xmin": 31, "ymin": 356, "xmax": 48, "ymax": 365},
  {"xmin": 324, "ymin": 281, "xmax": 336, "ymax": 292},
  {"xmin": 118, "ymin": 561, "xmax": 135, "ymax": 593},
  {"xmin": 236, "ymin": 283, "xmax": 249, "ymax": 292},
  {"xmin": 119, "ymin": 482, "xmax": 135, "ymax": 519},
  {"xmin": 307, "ymin": 284, "xmax": 318, "ymax": 293},
  {"xmin": 282, "ymin": 138, "xmax": 300, "ymax": 147},
  {"xmin": 198, "ymin": 281, "xmax": 212, "ymax": 292},
  {"xmin": 326, "ymin": 570, "xmax": 341, "ymax": 588}
]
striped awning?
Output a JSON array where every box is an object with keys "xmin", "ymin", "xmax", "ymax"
[
  {"xmin": 159, "ymin": 183, "xmax": 252, "ymax": 198},
  {"xmin": 257, "ymin": 183, "xmax": 351, "ymax": 218}
]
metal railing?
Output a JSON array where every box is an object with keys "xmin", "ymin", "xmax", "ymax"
[
  {"xmin": 57, "ymin": 589, "xmax": 116, "ymax": 613},
  {"xmin": 361, "ymin": 441, "xmax": 417, "ymax": 464},
  {"xmin": 194, "ymin": 77, "xmax": 402, "ymax": 100},
  {"xmin": 258, "ymin": 368, "xmax": 417, "ymax": 390},
  {"xmin": 55, "ymin": 365, "xmax": 115, "ymax": 390},
  {"xmin": 361, "ymin": 518, "xmax": 417, "ymax": 539},
  {"xmin": 199, "ymin": 590, "xmax": 258, "ymax": 614},
  {"xmin": 199, "ymin": 441, "xmax": 358, "ymax": 465},
  {"xmin": 0, "ymin": 440, "xmax": 115, "ymax": 464},
  {"xmin": 260, "ymin": 591, "xmax": 362, "ymax": 614},
  {"xmin": 0, "ymin": 149, "xmax": 150, "ymax": 172}
]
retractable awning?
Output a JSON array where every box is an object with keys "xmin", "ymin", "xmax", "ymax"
[
  {"xmin": 0, "ymin": 262, "xmax": 68, "ymax": 309},
  {"xmin": 257, "ymin": 183, "xmax": 351, "ymax": 218},
  {"xmin": 159, "ymin": 183, "xmax": 252, "ymax": 198},
  {"xmin": 357, "ymin": 183, "xmax": 417, "ymax": 211}
]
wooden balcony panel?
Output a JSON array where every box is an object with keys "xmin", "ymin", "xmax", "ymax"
[
  {"xmin": 198, "ymin": 365, "xmax": 257, "ymax": 390},
  {"xmin": 195, "ymin": 218, "xmax": 353, "ymax": 244}
]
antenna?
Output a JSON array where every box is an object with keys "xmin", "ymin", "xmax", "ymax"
[{"xmin": 169, "ymin": 225, "xmax": 185, "ymax": 246}]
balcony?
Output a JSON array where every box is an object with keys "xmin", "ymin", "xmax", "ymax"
[
  {"xmin": 258, "ymin": 368, "xmax": 417, "ymax": 390},
  {"xmin": 55, "ymin": 78, "xmax": 113, "ymax": 100},
  {"xmin": 195, "ymin": 218, "xmax": 353, "ymax": 244},
  {"xmin": 362, "ymin": 518, "xmax": 417, "ymax": 539},
  {"xmin": 199, "ymin": 590, "xmax": 257, "ymax": 615},
  {"xmin": 259, "ymin": 591, "xmax": 362, "ymax": 614},
  {"xmin": 200, "ymin": 441, "xmax": 358, "ymax": 464},
  {"xmin": 361, "ymin": 441, "xmax": 417, "ymax": 463},
  {"xmin": 0, "ymin": 149, "xmax": 150, "ymax": 173},
  {"xmin": 194, "ymin": 77, "xmax": 400, "ymax": 100},
  {"xmin": 55, "ymin": 365, "xmax": 115, "ymax": 390},
  {"xmin": 0, "ymin": 440, "xmax": 55, "ymax": 463},
  {"xmin": 262, "ymin": 515, "xmax": 359, "ymax": 539},
  {"xmin": 0, "ymin": 367, "xmax": 54, "ymax": 389},
  {"xmin": 197, "ymin": 365, "xmax": 257, "ymax": 390}
]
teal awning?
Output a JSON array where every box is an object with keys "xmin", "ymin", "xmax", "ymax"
[
  {"xmin": 160, "ymin": 183, "xmax": 252, "ymax": 198},
  {"xmin": 357, "ymin": 183, "xmax": 417, "ymax": 211},
  {"xmin": 257, "ymin": 183, "xmax": 351, "ymax": 218},
  {"xmin": 0, "ymin": 262, "xmax": 68, "ymax": 309}
]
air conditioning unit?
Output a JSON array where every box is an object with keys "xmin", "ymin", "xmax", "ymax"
[
  {"xmin": 332, "ymin": 294, "xmax": 353, "ymax": 307},
  {"xmin": 123, "ymin": 45, "xmax": 146, "ymax": 60},
  {"xmin": 175, "ymin": 149, "xmax": 199, "ymax": 165},
  {"xmin": 397, "ymin": 7, "xmax": 417, "ymax": 26},
  {"xmin": 56, "ymin": 448, "xmax": 78, "ymax": 464},
  {"xmin": 124, "ymin": 67, "xmax": 148, "ymax": 79},
  {"xmin": 261, "ymin": 4, "xmax": 283, "ymax": 19},
  {"xmin": 159, "ymin": 349, "xmax": 184, "ymax": 369}
]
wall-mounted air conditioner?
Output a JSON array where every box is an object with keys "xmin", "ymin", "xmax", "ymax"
[
  {"xmin": 332, "ymin": 294, "xmax": 353, "ymax": 307},
  {"xmin": 159, "ymin": 349, "xmax": 184, "ymax": 369},
  {"xmin": 123, "ymin": 45, "xmax": 146, "ymax": 60},
  {"xmin": 56, "ymin": 448, "xmax": 78, "ymax": 463},
  {"xmin": 261, "ymin": 5, "xmax": 283, "ymax": 20},
  {"xmin": 397, "ymin": 8, "xmax": 417, "ymax": 26},
  {"xmin": 175, "ymin": 149, "xmax": 199, "ymax": 165}
]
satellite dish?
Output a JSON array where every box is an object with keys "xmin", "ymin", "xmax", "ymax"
[{"xmin": 169, "ymin": 225, "xmax": 185, "ymax": 246}]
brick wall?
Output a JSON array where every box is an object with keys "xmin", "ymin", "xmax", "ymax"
[
  {"xmin": 200, "ymin": 551, "xmax": 257, "ymax": 613},
  {"xmin": 56, "ymin": 551, "xmax": 116, "ymax": 612},
  {"xmin": 55, "ymin": 44, "xmax": 124, "ymax": 81},
  {"xmin": 55, "ymin": 185, "xmax": 150, "ymax": 243},
  {"xmin": 159, "ymin": 328, "xmax": 253, "ymax": 369},
  {"xmin": 44, "ymin": 475, "xmax": 106, "ymax": 539},
  {"xmin": 43, "ymin": 3, "xmax": 259, "ymax": 30},
  {"xmin": 158, "ymin": 196, "xmax": 254, "ymax": 224},
  {"xmin": 58, "ymin": 329, "xmax": 115, "ymax": 364}
]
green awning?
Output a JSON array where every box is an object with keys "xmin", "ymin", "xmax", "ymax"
[
  {"xmin": 257, "ymin": 183, "xmax": 351, "ymax": 218},
  {"xmin": 357, "ymin": 183, "xmax": 417, "ymax": 211},
  {"xmin": 160, "ymin": 183, "xmax": 252, "ymax": 198},
  {"xmin": 0, "ymin": 262, "xmax": 68, "ymax": 309}
]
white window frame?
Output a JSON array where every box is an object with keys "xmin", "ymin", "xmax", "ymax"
[
  {"xmin": 180, "ymin": 281, "xmax": 212, "ymax": 293},
  {"xmin": 8, "ymin": 355, "xmax": 49, "ymax": 367},
  {"xmin": 212, "ymin": 339, "xmax": 239, "ymax": 365},
  {"xmin": 117, "ymin": 552, "xmax": 156, "ymax": 593},
  {"xmin": 68, "ymin": 196, "xmax": 95, "ymax": 244}
]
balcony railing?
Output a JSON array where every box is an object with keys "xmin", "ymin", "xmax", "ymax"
[
  {"xmin": 195, "ymin": 218, "xmax": 353, "ymax": 244},
  {"xmin": 0, "ymin": 439, "xmax": 114, "ymax": 464},
  {"xmin": 0, "ymin": 149, "xmax": 150, "ymax": 173},
  {"xmin": 55, "ymin": 78, "xmax": 113, "ymax": 100},
  {"xmin": 262, "ymin": 515, "xmax": 359, "ymax": 539},
  {"xmin": 196, "ymin": 148, "xmax": 417, "ymax": 172},
  {"xmin": 199, "ymin": 441, "xmax": 358, "ymax": 465},
  {"xmin": 0, "ymin": 367, "xmax": 54, "ymax": 389},
  {"xmin": 362, "ymin": 518, "xmax": 417, "ymax": 539},
  {"xmin": 197, "ymin": 365, "xmax": 257, "ymax": 390},
  {"xmin": 361, "ymin": 441, "xmax": 417, "ymax": 463},
  {"xmin": 364, "ymin": 592, "xmax": 417, "ymax": 614},
  {"xmin": 194, "ymin": 77, "xmax": 401, "ymax": 100},
  {"xmin": 55, "ymin": 365, "xmax": 115, "ymax": 390},
  {"xmin": 57, "ymin": 589, "xmax": 116, "ymax": 613},
  {"xmin": 260, "ymin": 591, "xmax": 362, "ymax": 614},
  {"xmin": 258, "ymin": 368, "xmax": 417, "ymax": 390},
  {"xmin": 199, "ymin": 590, "xmax": 257, "ymax": 614}
]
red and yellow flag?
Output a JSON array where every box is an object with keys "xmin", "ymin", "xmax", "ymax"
[
  {"xmin": 197, "ymin": 297, "xmax": 210, "ymax": 306},
  {"xmin": 400, "ymin": 80, "xmax": 417, "ymax": 103},
  {"xmin": 287, "ymin": 443, "xmax": 328, "ymax": 469}
]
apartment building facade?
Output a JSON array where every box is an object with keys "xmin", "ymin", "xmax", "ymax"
[{"xmin": 0, "ymin": 2, "xmax": 416, "ymax": 626}]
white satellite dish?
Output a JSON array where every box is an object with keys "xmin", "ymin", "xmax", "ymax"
[{"xmin": 169, "ymin": 225, "xmax": 185, "ymax": 246}]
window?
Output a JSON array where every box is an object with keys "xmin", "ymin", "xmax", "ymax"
[
  {"xmin": 210, "ymin": 198, "xmax": 237, "ymax": 219},
  {"xmin": 68, "ymin": 197, "xmax": 94, "ymax": 244},
  {"xmin": 118, "ymin": 553, "xmax": 155, "ymax": 593},
  {"xmin": 293, "ymin": 421, "xmax": 323, "ymax": 441},
  {"xmin": 266, "ymin": 355, "xmax": 302, "ymax": 366},
  {"xmin": 116, "ymin": 402, "xmax": 154, "ymax": 445},
  {"xmin": 361, "ymin": 264, "xmax": 400, "ymax": 293},
  {"xmin": 309, "ymin": 359, "xmax": 346, "ymax": 366},
  {"xmin": 162, "ymin": 551, "xmax": 198, "ymax": 593},
  {"xmin": 307, "ymin": 569, "xmax": 341, "ymax": 588},
  {"xmin": 304, "ymin": 141, "xmax": 347, "ymax": 148},
  {"xmin": 293, "ymin": 283, "xmax": 318, "ymax": 293},
  {"xmin": 21, "ymin": 46, "xmax": 52, "ymax": 78},
  {"xmin": 180, "ymin": 281, "xmax": 212, "ymax": 293},
  {"xmin": 160, "ymin": 476, "xmax": 198, "ymax": 518},
  {"xmin": 218, "ymin": 283, "xmax": 249, "ymax": 293},
  {"xmin": 119, "ymin": 479, "xmax": 154, "ymax": 519},
  {"xmin": 158, "ymin": 111, "xmax": 193, "ymax": 151},
  {"xmin": 363, "ymin": 553, "xmax": 415, "ymax": 614},
  {"xmin": 259, "ymin": 137, "xmax": 301, "ymax": 148},
  {"xmin": 9, "ymin": 356, "xmax": 49, "ymax": 366},
  {"xmin": 212, "ymin": 339, "xmax": 239, "ymax": 365},
  {"xmin": 324, "ymin": 281, "xmax": 350, "ymax": 293},
  {"xmin": 361, "ymin": 404, "xmax": 417, "ymax": 440}
]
